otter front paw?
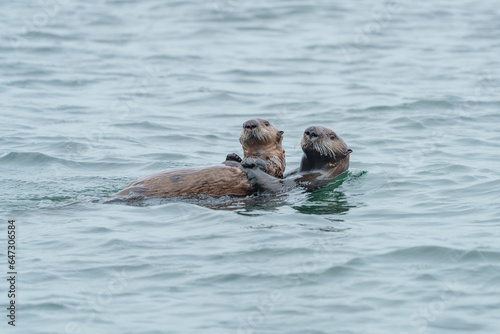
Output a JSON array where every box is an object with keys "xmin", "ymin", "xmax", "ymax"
[
  {"xmin": 225, "ymin": 153, "xmax": 242, "ymax": 163},
  {"xmin": 241, "ymin": 158, "xmax": 267, "ymax": 171},
  {"xmin": 241, "ymin": 168, "xmax": 260, "ymax": 187}
]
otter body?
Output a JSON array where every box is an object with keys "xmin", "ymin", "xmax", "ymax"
[
  {"xmin": 243, "ymin": 126, "xmax": 352, "ymax": 192},
  {"xmin": 113, "ymin": 119, "xmax": 285, "ymax": 199},
  {"xmin": 114, "ymin": 165, "xmax": 253, "ymax": 198}
]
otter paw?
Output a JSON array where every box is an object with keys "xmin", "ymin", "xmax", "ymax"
[
  {"xmin": 226, "ymin": 153, "xmax": 242, "ymax": 163},
  {"xmin": 242, "ymin": 168, "xmax": 260, "ymax": 187},
  {"xmin": 241, "ymin": 158, "xmax": 267, "ymax": 170},
  {"xmin": 241, "ymin": 157, "xmax": 256, "ymax": 168}
]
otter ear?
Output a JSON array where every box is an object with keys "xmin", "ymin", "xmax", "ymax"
[
  {"xmin": 347, "ymin": 149, "xmax": 353, "ymax": 154},
  {"xmin": 276, "ymin": 130, "xmax": 284, "ymax": 143}
]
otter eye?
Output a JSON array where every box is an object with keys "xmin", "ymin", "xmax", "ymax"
[
  {"xmin": 330, "ymin": 134, "xmax": 336, "ymax": 139},
  {"xmin": 265, "ymin": 122, "xmax": 269, "ymax": 126}
]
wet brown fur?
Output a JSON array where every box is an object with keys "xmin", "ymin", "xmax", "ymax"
[
  {"xmin": 297, "ymin": 126, "xmax": 351, "ymax": 180},
  {"xmin": 242, "ymin": 126, "xmax": 352, "ymax": 192},
  {"xmin": 240, "ymin": 118, "xmax": 286, "ymax": 178},
  {"xmin": 113, "ymin": 119, "xmax": 285, "ymax": 199}
]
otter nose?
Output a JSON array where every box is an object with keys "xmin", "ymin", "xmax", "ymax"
[
  {"xmin": 304, "ymin": 127, "xmax": 318, "ymax": 138},
  {"xmin": 243, "ymin": 119, "xmax": 258, "ymax": 130}
]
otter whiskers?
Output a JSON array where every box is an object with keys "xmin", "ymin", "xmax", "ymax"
[{"xmin": 301, "ymin": 137, "xmax": 336, "ymax": 158}]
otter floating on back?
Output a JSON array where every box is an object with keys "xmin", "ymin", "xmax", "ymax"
[{"xmin": 112, "ymin": 119, "xmax": 285, "ymax": 199}]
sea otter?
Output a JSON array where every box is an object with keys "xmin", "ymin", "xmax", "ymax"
[
  {"xmin": 112, "ymin": 119, "xmax": 285, "ymax": 199},
  {"xmin": 241, "ymin": 126, "xmax": 352, "ymax": 192}
]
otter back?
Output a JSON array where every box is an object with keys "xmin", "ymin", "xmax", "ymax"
[{"xmin": 114, "ymin": 165, "xmax": 253, "ymax": 199}]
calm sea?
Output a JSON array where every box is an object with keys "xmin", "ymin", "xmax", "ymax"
[{"xmin": 1, "ymin": 0, "xmax": 499, "ymax": 333}]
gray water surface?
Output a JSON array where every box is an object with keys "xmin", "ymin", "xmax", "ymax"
[{"xmin": 1, "ymin": 0, "xmax": 500, "ymax": 333}]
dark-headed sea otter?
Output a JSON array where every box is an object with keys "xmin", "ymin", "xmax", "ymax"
[
  {"xmin": 112, "ymin": 119, "xmax": 285, "ymax": 199},
  {"xmin": 241, "ymin": 126, "xmax": 352, "ymax": 192}
]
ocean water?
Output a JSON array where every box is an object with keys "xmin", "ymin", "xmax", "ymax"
[{"xmin": 1, "ymin": 0, "xmax": 500, "ymax": 333}]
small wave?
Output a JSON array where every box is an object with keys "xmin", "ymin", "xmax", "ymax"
[
  {"xmin": 170, "ymin": 92, "xmax": 250, "ymax": 106},
  {"xmin": 7, "ymin": 78, "xmax": 99, "ymax": 88},
  {"xmin": 113, "ymin": 121, "xmax": 172, "ymax": 130},
  {"xmin": 21, "ymin": 302, "xmax": 68, "ymax": 311},
  {"xmin": 0, "ymin": 151, "xmax": 68, "ymax": 165}
]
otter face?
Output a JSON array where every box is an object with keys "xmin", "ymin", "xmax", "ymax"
[
  {"xmin": 240, "ymin": 119, "xmax": 283, "ymax": 150},
  {"xmin": 301, "ymin": 126, "xmax": 350, "ymax": 160}
]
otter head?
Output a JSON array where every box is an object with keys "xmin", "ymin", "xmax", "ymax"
[
  {"xmin": 239, "ymin": 119, "xmax": 284, "ymax": 155},
  {"xmin": 239, "ymin": 119, "xmax": 285, "ymax": 177},
  {"xmin": 300, "ymin": 126, "xmax": 352, "ymax": 170}
]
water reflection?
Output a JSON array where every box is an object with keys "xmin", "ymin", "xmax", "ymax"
[
  {"xmin": 292, "ymin": 173, "xmax": 355, "ymax": 215},
  {"xmin": 109, "ymin": 171, "xmax": 365, "ymax": 215}
]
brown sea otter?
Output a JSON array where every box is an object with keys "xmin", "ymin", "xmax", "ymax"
[
  {"xmin": 112, "ymin": 119, "xmax": 285, "ymax": 199},
  {"xmin": 241, "ymin": 126, "xmax": 352, "ymax": 192}
]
